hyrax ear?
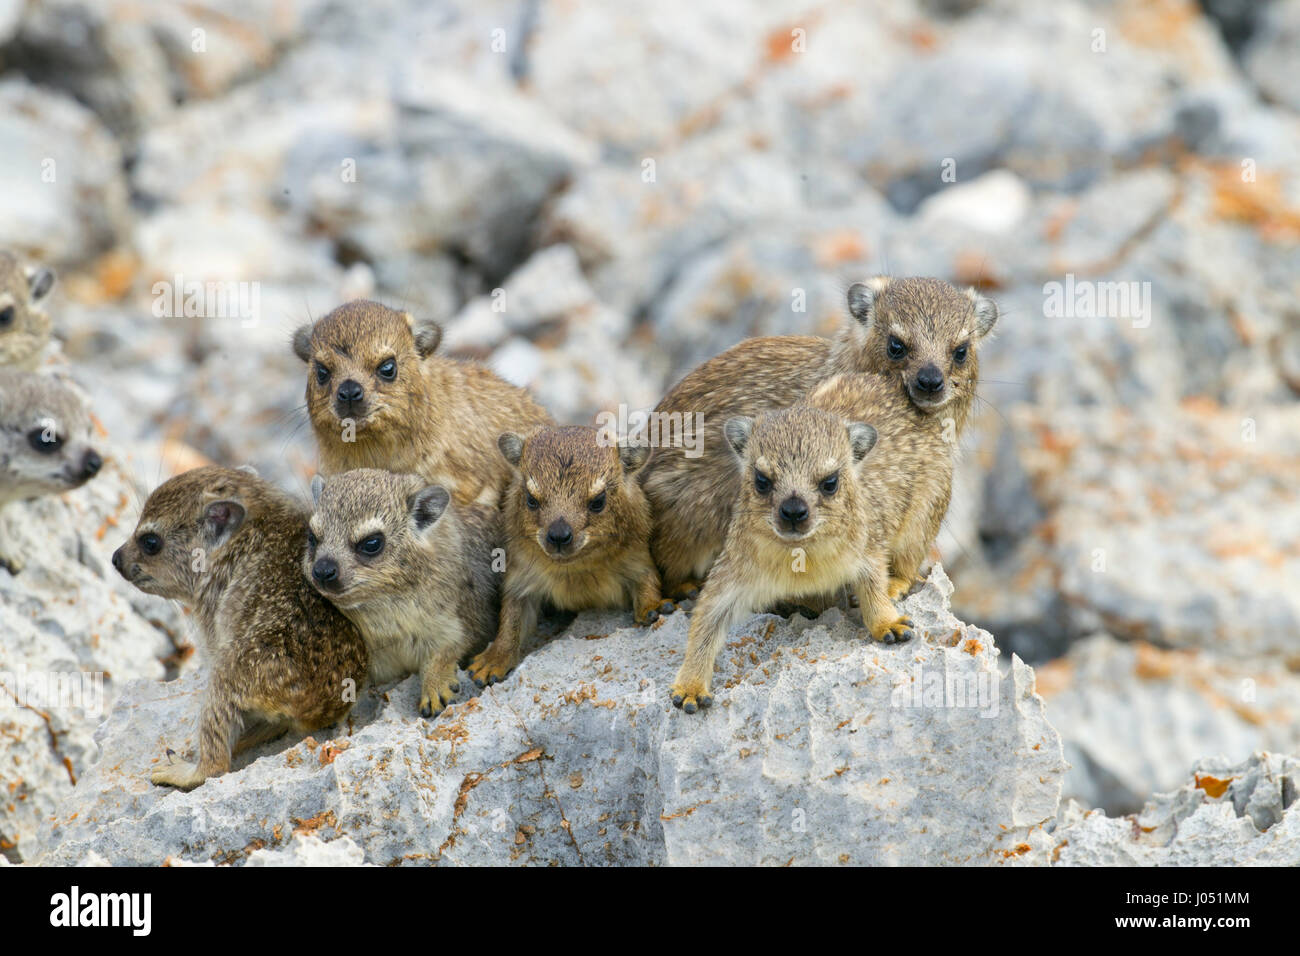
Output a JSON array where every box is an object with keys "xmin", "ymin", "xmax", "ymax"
[
  {"xmin": 202, "ymin": 499, "xmax": 246, "ymax": 548},
  {"xmin": 405, "ymin": 313, "xmax": 442, "ymax": 358},
  {"xmin": 618, "ymin": 441, "xmax": 649, "ymax": 474},
  {"xmin": 310, "ymin": 474, "xmax": 324, "ymax": 506},
  {"xmin": 968, "ymin": 288, "xmax": 998, "ymax": 338},
  {"xmin": 498, "ymin": 432, "xmax": 524, "ymax": 467},
  {"xmin": 25, "ymin": 265, "xmax": 55, "ymax": 303},
  {"xmin": 723, "ymin": 416, "xmax": 754, "ymax": 459},
  {"xmin": 236, "ymin": 464, "xmax": 259, "ymax": 479},
  {"xmin": 846, "ymin": 277, "xmax": 890, "ymax": 328},
  {"xmin": 291, "ymin": 324, "xmax": 314, "ymax": 363},
  {"xmin": 847, "ymin": 422, "xmax": 878, "ymax": 463},
  {"xmin": 410, "ymin": 485, "xmax": 450, "ymax": 532}
]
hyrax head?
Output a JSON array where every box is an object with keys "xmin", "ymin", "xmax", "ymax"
[
  {"xmin": 112, "ymin": 466, "xmax": 262, "ymax": 602},
  {"xmin": 499, "ymin": 425, "xmax": 647, "ymax": 562},
  {"xmin": 0, "ymin": 369, "xmax": 102, "ymax": 507},
  {"xmin": 305, "ymin": 468, "xmax": 450, "ymax": 609},
  {"xmin": 0, "ymin": 251, "xmax": 56, "ymax": 369},
  {"xmin": 844, "ymin": 276, "xmax": 997, "ymax": 413},
  {"xmin": 723, "ymin": 408, "xmax": 876, "ymax": 543},
  {"xmin": 292, "ymin": 300, "xmax": 441, "ymax": 437}
]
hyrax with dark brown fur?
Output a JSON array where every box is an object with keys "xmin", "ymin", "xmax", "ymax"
[
  {"xmin": 112, "ymin": 466, "xmax": 368, "ymax": 790},
  {"xmin": 293, "ymin": 300, "xmax": 552, "ymax": 507},
  {"xmin": 669, "ymin": 372, "xmax": 954, "ymax": 714},
  {"xmin": 0, "ymin": 251, "xmax": 56, "ymax": 370},
  {"xmin": 643, "ymin": 276, "xmax": 996, "ymax": 598},
  {"xmin": 0, "ymin": 368, "xmax": 103, "ymax": 572},
  {"xmin": 306, "ymin": 469, "xmax": 499, "ymax": 719},
  {"xmin": 468, "ymin": 425, "xmax": 673, "ymax": 687}
]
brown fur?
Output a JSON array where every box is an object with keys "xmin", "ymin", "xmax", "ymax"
[
  {"xmin": 670, "ymin": 373, "xmax": 952, "ymax": 712},
  {"xmin": 642, "ymin": 276, "xmax": 996, "ymax": 596},
  {"xmin": 293, "ymin": 300, "xmax": 553, "ymax": 507},
  {"xmin": 112, "ymin": 466, "xmax": 368, "ymax": 789},
  {"xmin": 468, "ymin": 425, "xmax": 671, "ymax": 687},
  {"xmin": 0, "ymin": 251, "xmax": 55, "ymax": 370},
  {"xmin": 306, "ymin": 469, "xmax": 499, "ymax": 718}
]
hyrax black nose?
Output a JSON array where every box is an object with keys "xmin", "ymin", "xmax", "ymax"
[
  {"xmin": 82, "ymin": 450, "xmax": 102, "ymax": 479},
  {"xmin": 779, "ymin": 496, "xmax": 809, "ymax": 526},
  {"xmin": 915, "ymin": 364, "xmax": 944, "ymax": 393},
  {"xmin": 312, "ymin": 557, "xmax": 340, "ymax": 586},
  {"xmin": 111, "ymin": 547, "xmax": 123, "ymax": 572},
  {"xmin": 336, "ymin": 380, "xmax": 364, "ymax": 405},
  {"xmin": 547, "ymin": 520, "xmax": 573, "ymax": 549}
]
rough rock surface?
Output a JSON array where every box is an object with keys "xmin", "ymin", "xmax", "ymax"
[{"xmin": 31, "ymin": 567, "xmax": 1067, "ymax": 866}]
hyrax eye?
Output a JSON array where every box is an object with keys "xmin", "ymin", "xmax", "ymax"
[
  {"xmin": 356, "ymin": 533, "xmax": 385, "ymax": 557},
  {"xmin": 307, "ymin": 530, "xmax": 318, "ymax": 550},
  {"xmin": 887, "ymin": 336, "xmax": 907, "ymax": 359},
  {"xmin": 0, "ymin": 305, "xmax": 14, "ymax": 327},
  {"xmin": 754, "ymin": 470, "xmax": 772, "ymax": 494},
  {"xmin": 376, "ymin": 358, "xmax": 397, "ymax": 381},
  {"xmin": 139, "ymin": 533, "xmax": 163, "ymax": 556},
  {"xmin": 819, "ymin": 473, "xmax": 839, "ymax": 496},
  {"xmin": 525, "ymin": 491, "xmax": 540, "ymax": 510},
  {"xmin": 588, "ymin": 492, "xmax": 606, "ymax": 514},
  {"xmin": 953, "ymin": 343, "xmax": 969, "ymax": 364},
  {"xmin": 314, "ymin": 362, "xmax": 330, "ymax": 386},
  {"xmin": 27, "ymin": 429, "xmax": 62, "ymax": 454}
]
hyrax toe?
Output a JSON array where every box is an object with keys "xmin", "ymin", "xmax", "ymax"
[
  {"xmin": 468, "ymin": 648, "xmax": 514, "ymax": 689},
  {"xmin": 150, "ymin": 758, "xmax": 205, "ymax": 791},
  {"xmin": 419, "ymin": 676, "xmax": 461, "ymax": 719},
  {"xmin": 869, "ymin": 615, "xmax": 916, "ymax": 644},
  {"xmin": 669, "ymin": 676, "xmax": 714, "ymax": 715},
  {"xmin": 887, "ymin": 577, "xmax": 914, "ymax": 601}
]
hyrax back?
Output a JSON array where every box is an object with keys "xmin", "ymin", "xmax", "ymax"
[
  {"xmin": 669, "ymin": 373, "xmax": 952, "ymax": 713},
  {"xmin": 643, "ymin": 276, "xmax": 996, "ymax": 596},
  {"xmin": 0, "ymin": 369, "xmax": 103, "ymax": 572},
  {"xmin": 293, "ymin": 300, "xmax": 553, "ymax": 507},
  {"xmin": 306, "ymin": 468, "xmax": 499, "ymax": 719},
  {"xmin": 112, "ymin": 466, "xmax": 369, "ymax": 789},
  {"xmin": 467, "ymin": 425, "xmax": 672, "ymax": 688},
  {"xmin": 0, "ymin": 251, "xmax": 56, "ymax": 370}
]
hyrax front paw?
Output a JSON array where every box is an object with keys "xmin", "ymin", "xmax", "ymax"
[
  {"xmin": 636, "ymin": 598, "xmax": 676, "ymax": 626},
  {"xmin": 468, "ymin": 645, "xmax": 516, "ymax": 688},
  {"xmin": 887, "ymin": 576, "xmax": 914, "ymax": 601},
  {"xmin": 151, "ymin": 757, "xmax": 206, "ymax": 791},
  {"xmin": 868, "ymin": 615, "xmax": 915, "ymax": 644},
  {"xmin": 669, "ymin": 671, "xmax": 714, "ymax": 715},
  {"xmin": 419, "ymin": 672, "xmax": 461, "ymax": 719}
]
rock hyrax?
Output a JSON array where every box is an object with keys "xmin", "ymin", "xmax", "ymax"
[
  {"xmin": 468, "ymin": 425, "xmax": 673, "ymax": 687},
  {"xmin": 642, "ymin": 276, "xmax": 996, "ymax": 597},
  {"xmin": 293, "ymin": 300, "xmax": 553, "ymax": 507},
  {"xmin": 0, "ymin": 368, "xmax": 103, "ymax": 572},
  {"xmin": 669, "ymin": 373, "xmax": 952, "ymax": 713},
  {"xmin": 112, "ymin": 466, "xmax": 369, "ymax": 789},
  {"xmin": 306, "ymin": 468, "xmax": 499, "ymax": 719},
  {"xmin": 0, "ymin": 251, "xmax": 56, "ymax": 370}
]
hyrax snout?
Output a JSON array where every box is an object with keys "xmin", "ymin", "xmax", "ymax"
[
  {"xmin": 306, "ymin": 468, "xmax": 499, "ymax": 719},
  {"xmin": 467, "ymin": 425, "xmax": 671, "ymax": 688},
  {"xmin": 0, "ymin": 251, "xmax": 56, "ymax": 370},
  {"xmin": 113, "ymin": 466, "xmax": 368, "ymax": 789}
]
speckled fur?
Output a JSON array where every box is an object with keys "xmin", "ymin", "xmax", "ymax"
[
  {"xmin": 0, "ymin": 251, "xmax": 55, "ymax": 370},
  {"xmin": 113, "ymin": 466, "xmax": 368, "ymax": 789}
]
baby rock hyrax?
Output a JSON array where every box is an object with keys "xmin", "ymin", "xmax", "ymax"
[
  {"xmin": 112, "ymin": 466, "xmax": 368, "ymax": 789},
  {"xmin": 0, "ymin": 251, "xmax": 56, "ymax": 370},
  {"xmin": 293, "ymin": 300, "xmax": 552, "ymax": 506},
  {"xmin": 643, "ymin": 276, "xmax": 996, "ymax": 598},
  {"xmin": 306, "ymin": 469, "xmax": 499, "ymax": 719},
  {"xmin": 669, "ymin": 373, "xmax": 952, "ymax": 713},
  {"xmin": 0, "ymin": 368, "xmax": 103, "ymax": 572},
  {"xmin": 468, "ymin": 425, "xmax": 672, "ymax": 687}
]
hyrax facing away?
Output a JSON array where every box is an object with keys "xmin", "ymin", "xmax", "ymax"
[
  {"xmin": 669, "ymin": 373, "xmax": 954, "ymax": 713},
  {"xmin": 306, "ymin": 469, "xmax": 499, "ymax": 719},
  {"xmin": 0, "ymin": 251, "xmax": 56, "ymax": 370},
  {"xmin": 468, "ymin": 425, "xmax": 673, "ymax": 687},
  {"xmin": 0, "ymin": 369, "xmax": 103, "ymax": 572},
  {"xmin": 112, "ymin": 466, "xmax": 368, "ymax": 790},
  {"xmin": 293, "ymin": 300, "xmax": 552, "ymax": 507},
  {"xmin": 642, "ymin": 276, "xmax": 996, "ymax": 598}
]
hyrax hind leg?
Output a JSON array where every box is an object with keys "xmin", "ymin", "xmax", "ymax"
[
  {"xmin": 856, "ymin": 557, "xmax": 915, "ymax": 645},
  {"xmin": 151, "ymin": 685, "xmax": 240, "ymax": 790},
  {"xmin": 469, "ymin": 595, "xmax": 538, "ymax": 688}
]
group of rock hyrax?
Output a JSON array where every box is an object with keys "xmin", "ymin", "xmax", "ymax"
[{"xmin": 0, "ymin": 247, "xmax": 998, "ymax": 791}]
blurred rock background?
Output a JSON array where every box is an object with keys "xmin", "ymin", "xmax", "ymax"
[{"xmin": 1, "ymin": 0, "xmax": 1298, "ymax": 858}]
